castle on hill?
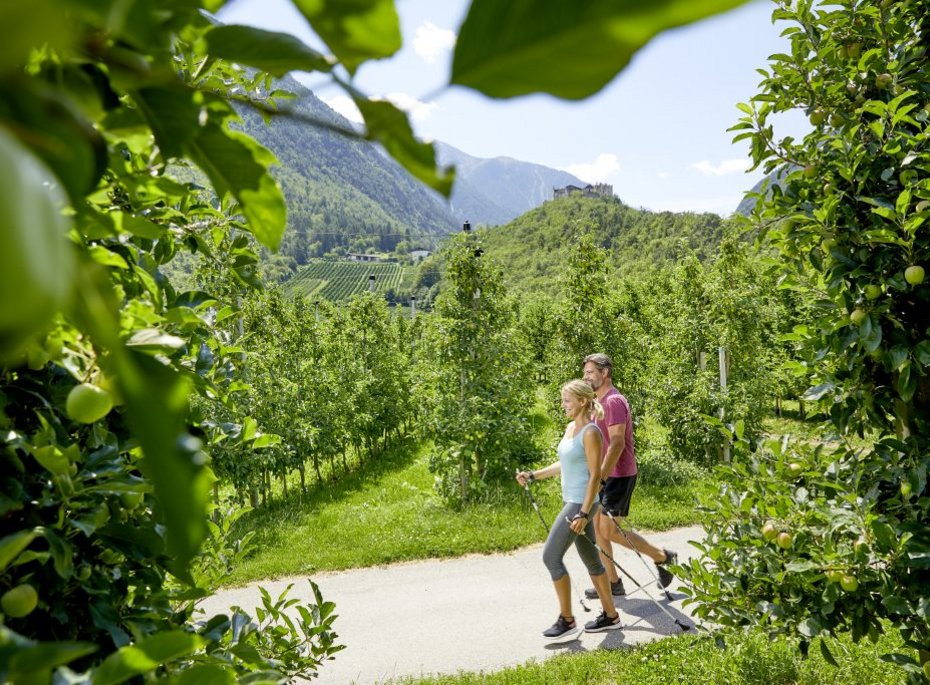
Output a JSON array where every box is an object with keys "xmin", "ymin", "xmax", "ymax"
[{"xmin": 553, "ymin": 183, "xmax": 613, "ymax": 200}]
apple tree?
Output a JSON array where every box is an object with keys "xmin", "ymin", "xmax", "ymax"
[
  {"xmin": 686, "ymin": 0, "xmax": 930, "ymax": 677},
  {"xmin": 414, "ymin": 230, "xmax": 541, "ymax": 504}
]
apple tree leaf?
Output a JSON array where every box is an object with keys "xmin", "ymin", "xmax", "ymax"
[
  {"xmin": 353, "ymin": 96, "xmax": 455, "ymax": 197},
  {"xmin": 291, "ymin": 0, "xmax": 401, "ymax": 74},
  {"xmin": 205, "ymin": 25, "xmax": 334, "ymax": 77},
  {"xmin": 190, "ymin": 123, "xmax": 287, "ymax": 250},
  {"xmin": 452, "ymin": 0, "xmax": 751, "ymax": 99}
]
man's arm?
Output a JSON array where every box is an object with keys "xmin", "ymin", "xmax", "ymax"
[{"xmin": 600, "ymin": 422, "xmax": 625, "ymax": 478}]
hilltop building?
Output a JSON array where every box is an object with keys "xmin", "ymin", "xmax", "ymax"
[
  {"xmin": 347, "ymin": 253, "xmax": 383, "ymax": 262},
  {"xmin": 553, "ymin": 183, "xmax": 613, "ymax": 200}
]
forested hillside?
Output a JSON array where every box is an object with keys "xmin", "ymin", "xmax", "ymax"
[
  {"xmin": 237, "ymin": 77, "xmax": 458, "ymax": 264},
  {"xmin": 478, "ymin": 194, "xmax": 731, "ymax": 295}
]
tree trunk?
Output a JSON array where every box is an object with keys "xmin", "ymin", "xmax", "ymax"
[{"xmin": 798, "ymin": 398, "xmax": 806, "ymax": 420}]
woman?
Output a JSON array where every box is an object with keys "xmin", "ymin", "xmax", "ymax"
[{"xmin": 516, "ymin": 379, "xmax": 623, "ymax": 642}]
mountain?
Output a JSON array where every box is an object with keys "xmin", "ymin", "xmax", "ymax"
[
  {"xmin": 237, "ymin": 77, "xmax": 458, "ymax": 266},
  {"xmin": 435, "ymin": 142, "xmax": 586, "ymax": 227},
  {"xmin": 735, "ymin": 166, "xmax": 794, "ymax": 216}
]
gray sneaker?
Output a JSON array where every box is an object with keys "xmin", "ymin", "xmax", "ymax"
[
  {"xmin": 542, "ymin": 615, "xmax": 580, "ymax": 643},
  {"xmin": 583, "ymin": 578, "xmax": 625, "ymax": 599},
  {"xmin": 584, "ymin": 611, "xmax": 623, "ymax": 632},
  {"xmin": 656, "ymin": 549, "xmax": 678, "ymax": 588}
]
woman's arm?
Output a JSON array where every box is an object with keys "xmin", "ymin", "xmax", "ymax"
[
  {"xmin": 516, "ymin": 422, "xmax": 570, "ymax": 486},
  {"xmin": 516, "ymin": 461, "xmax": 560, "ymax": 486},
  {"xmin": 570, "ymin": 426, "xmax": 603, "ymax": 533}
]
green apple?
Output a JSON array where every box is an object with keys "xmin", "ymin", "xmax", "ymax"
[
  {"xmin": 120, "ymin": 491, "xmax": 144, "ymax": 510},
  {"xmin": 826, "ymin": 569, "xmax": 844, "ymax": 583},
  {"xmin": 840, "ymin": 574, "xmax": 859, "ymax": 591},
  {"xmin": 777, "ymin": 532, "xmax": 793, "ymax": 549},
  {"xmin": 864, "ymin": 284, "xmax": 883, "ymax": 300},
  {"xmin": 875, "ymin": 73, "xmax": 893, "ymax": 90},
  {"xmin": 905, "ymin": 265, "xmax": 925, "ymax": 285},
  {"xmin": 803, "ymin": 164, "xmax": 817, "ymax": 179},
  {"xmin": 809, "ymin": 108, "xmax": 826, "ymax": 126},
  {"xmin": 1, "ymin": 584, "xmax": 38, "ymax": 618},
  {"xmin": 849, "ymin": 308, "xmax": 867, "ymax": 325},
  {"xmin": 66, "ymin": 383, "xmax": 113, "ymax": 424},
  {"xmin": 762, "ymin": 522, "xmax": 779, "ymax": 541},
  {"xmin": 787, "ymin": 462, "xmax": 803, "ymax": 476}
]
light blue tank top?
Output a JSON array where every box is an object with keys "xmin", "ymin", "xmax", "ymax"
[{"xmin": 557, "ymin": 422, "xmax": 602, "ymax": 503}]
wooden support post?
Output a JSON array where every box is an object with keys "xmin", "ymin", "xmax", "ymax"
[{"xmin": 719, "ymin": 346, "xmax": 730, "ymax": 462}]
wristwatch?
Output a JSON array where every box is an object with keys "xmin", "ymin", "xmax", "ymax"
[{"xmin": 574, "ymin": 511, "xmax": 589, "ymax": 520}]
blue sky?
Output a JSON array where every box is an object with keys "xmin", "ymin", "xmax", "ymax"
[{"xmin": 218, "ymin": 0, "xmax": 808, "ymax": 217}]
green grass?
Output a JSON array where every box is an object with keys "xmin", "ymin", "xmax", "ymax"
[
  {"xmin": 223, "ymin": 434, "xmax": 710, "ymax": 585},
  {"xmin": 389, "ymin": 628, "xmax": 905, "ymax": 685}
]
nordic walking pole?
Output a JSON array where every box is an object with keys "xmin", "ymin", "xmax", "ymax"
[
  {"xmin": 518, "ymin": 473, "xmax": 591, "ymax": 613},
  {"xmin": 564, "ymin": 517, "xmax": 691, "ymax": 632},
  {"xmin": 606, "ymin": 513, "xmax": 674, "ymax": 601}
]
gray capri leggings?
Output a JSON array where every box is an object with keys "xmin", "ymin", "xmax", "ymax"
[{"xmin": 542, "ymin": 500, "xmax": 606, "ymax": 581}]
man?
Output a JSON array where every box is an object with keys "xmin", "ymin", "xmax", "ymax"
[{"xmin": 581, "ymin": 353, "xmax": 677, "ymax": 599}]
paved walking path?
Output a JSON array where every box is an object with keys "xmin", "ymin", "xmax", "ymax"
[{"xmin": 199, "ymin": 525, "xmax": 705, "ymax": 684}]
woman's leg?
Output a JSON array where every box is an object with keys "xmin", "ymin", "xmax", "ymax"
[
  {"xmin": 542, "ymin": 501, "xmax": 581, "ymax": 617},
  {"xmin": 572, "ymin": 504, "xmax": 619, "ymax": 617}
]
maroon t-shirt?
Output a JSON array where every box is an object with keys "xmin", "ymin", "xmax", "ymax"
[{"xmin": 595, "ymin": 387, "xmax": 637, "ymax": 477}]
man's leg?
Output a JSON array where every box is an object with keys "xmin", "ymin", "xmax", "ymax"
[
  {"xmin": 603, "ymin": 475, "xmax": 678, "ymax": 589},
  {"xmin": 606, "ymin": 517, "xmax": 666, "ymax": 563}
]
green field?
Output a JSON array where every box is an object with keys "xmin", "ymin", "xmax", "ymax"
[{"xmin": 284, "ymin": 259, "xmax": 407, "ymax": 300}]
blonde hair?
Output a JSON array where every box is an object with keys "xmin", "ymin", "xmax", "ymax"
[{"xmin": 561, "ymin": 379, "xmax": 605, "ymax": 420}]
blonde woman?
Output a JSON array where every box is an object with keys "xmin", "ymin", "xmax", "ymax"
[{"xmin": 516, "ymin": 379, "xmax": 622, "ymax": 643}]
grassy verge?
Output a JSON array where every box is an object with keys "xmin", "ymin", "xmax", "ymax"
[
  {"xmin": 390, "ymin": 628, "xmax": 904, "ymax": 684},
  {"xmin": 223, "ymin": 435, "xmax": 711, "ymax": 585}
]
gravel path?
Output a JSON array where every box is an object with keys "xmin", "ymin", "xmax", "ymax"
[{"xmin": 199, "ymin": 525, "xmax": 705, "ymax": 684}]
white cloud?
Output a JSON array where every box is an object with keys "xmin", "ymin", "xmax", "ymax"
[
  {"xmin": 323, "ymin": 95, "xmax": 363, "ymax": 124},
  {"xmin": 691, "ymin": 158, "xmax": 751, "ymax": 176},
  {"xmin": 657, "ymin": 171, "xmax": 671, "ymax": 179},
  {"xmin": 413, "ymin": 21, "xmax": 456, "ymax": 64},
  {"xmin": 383, "ymin": 92, "xmax": 439, "ymax": 123},
  {"xmin": 563, "ymin": 153, "xmax": 621, "ymax": 183},
  {"xmin": 323, "ymin": 93, "xmax": 438, "ymax": 127}
]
